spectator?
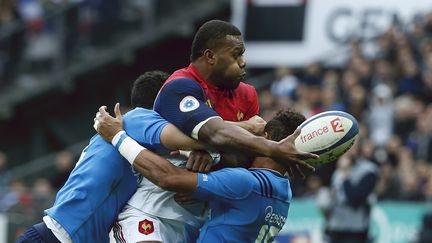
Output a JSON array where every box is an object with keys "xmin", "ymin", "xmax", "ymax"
[
  {"xmin": 415, "ymin": 212, "xmax": 432, "ymax": 243},
  {"xmin": 50, "ymin": 150, "xmax": 74, "ymax": 190},
  {"xmin": 32, "ymin": 178, "xmax": 54, "ymax": 218},
  {"xmin": 367, "ymin": 83, "xmax": 394, "ymax": 147},
  {"xmin": 270, "ymin": 66, "xmax": 299, "ymax": 99},
  {"xmin": 318, "ymin": 141, "xmax": 378, "ymax": 243},
  {"xmin": 0, "ymin": 151, "xmax": 11, "ymax": 197}
]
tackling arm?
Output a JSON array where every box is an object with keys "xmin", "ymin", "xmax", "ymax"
[
  {"xmin": 94, "ymin": 103, "xmax": 207, "ymax": 151},
  {"xmin": 95, "ymin": 103, "xmax": 198, "ymax": 193}
]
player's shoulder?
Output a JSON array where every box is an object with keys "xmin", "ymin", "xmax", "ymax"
[
  {"xmin": 210, "ymin": 168, "xmax": 255, "ymax": 199},
  {"xmin": 238, "ymin": 82, "xmax": 257, "ymax": 92},
  {"xmin": 123, "ymin": 107, "xmax": 161, "ymax": 120},
  {"xmin": 236, "ymin": 82, "xmax": 258, "ymax": 98},
  {"xmin": 249, "ymin": 169, "xmax": 291, "ymax": 201},
  {"xmin": 162, "ymin": 78, "xmax": 203, "ymax": 92}
]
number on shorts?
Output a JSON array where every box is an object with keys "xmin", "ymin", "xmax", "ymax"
[{"xmin": 255, "ymin": 225, "xmax": 280, "ymax": 243}]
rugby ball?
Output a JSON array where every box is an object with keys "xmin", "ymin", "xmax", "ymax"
[{"xmin": 294, "ymin": 111, "xmax": 359, "ymax": 165}]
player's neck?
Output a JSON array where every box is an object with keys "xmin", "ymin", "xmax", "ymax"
[
  {"xmin": 251, "ymin": 157, "xmax": 286, "ymax": 175},
  {"xmin": 192, "ymin": 61, "xmax": 218, "ymax": 87}
]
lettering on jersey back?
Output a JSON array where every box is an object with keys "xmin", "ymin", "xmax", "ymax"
[
  {"xmin": 264, "ymin": 206, "xmax": 286, "ymax": 228},
  {"xmin": 138, "ymin": 219, "xmax": 154, "ymax": 235}
]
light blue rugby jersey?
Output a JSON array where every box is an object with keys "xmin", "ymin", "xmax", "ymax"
[
  {"xmin": 45, "ymin": 108, "xmax": 168, "ymax": 243},
  {"xmin": 193, "ymin": 168, "xmax": 292, "ymax": 243}
]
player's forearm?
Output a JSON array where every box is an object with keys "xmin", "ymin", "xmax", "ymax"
[
  {"xmin": 199, "ymin": 118, "xmax": 277, "ymax": 157},
  {"xmin": 225, "ymin": 120, "xmax": 250, "ymax": 132},
  {"xmin": 132, "ymin": 150, "xmax": 197, "ymax": 193},
  {"xmin": 160, "ymin": 124, "xmax": 208, "ymax": 150},
  {"xmin": 111, "ymin": 131, "xmax": 198, "ymax": 193}
]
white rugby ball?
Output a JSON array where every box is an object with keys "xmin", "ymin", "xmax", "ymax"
[{"xmin": 294, "ymin": 111, "xmax": 359, "ymax": 165}]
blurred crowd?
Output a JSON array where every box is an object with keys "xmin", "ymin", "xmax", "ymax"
[
  {"xmin": 259, "ymin": 11, "xmax": 432, "ymax": 202},
  {"xmin": 0, "ymin": 0, "xmax": 156, "ymax": 89},
  {"xmin": 0, "ymin": 150, "xmax": 74, "ymax": 239}
]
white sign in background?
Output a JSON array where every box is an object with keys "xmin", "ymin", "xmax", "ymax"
[
  {"xmin": 231, "ymin": 0, "xmax": 432, "ymax": 67},
  {"xmin": 0, "ymin": 214, "xmax": 7, "ymax": 243}
]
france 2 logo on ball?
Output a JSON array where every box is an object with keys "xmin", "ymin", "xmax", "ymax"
[
  {"xmin": 179, "ymin": 96, "xmax": 200, "ymax": 112},
  {"xmin": 294, "ymin": 111, "xmax": 359, "ymax": 165}
]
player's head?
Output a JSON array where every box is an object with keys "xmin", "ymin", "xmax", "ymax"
[
  {"xmin": 131, "ymin": 70, "xmax": 170, "ymax": 109},
  {"xmin": 191, "ymin": 20, "xmax": 246, "ymax": 90},
  {"xmin": 264, "ymin": 110, "xmax": 306, "ymax": 142}
]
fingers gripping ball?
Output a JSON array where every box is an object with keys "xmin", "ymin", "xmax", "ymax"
[{"xmin": 294, "ymin": 111, "xmax": 359, "ymax": 165}]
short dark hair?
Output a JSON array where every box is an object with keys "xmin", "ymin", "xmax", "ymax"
[
  {"xmin": 265, "ymin": 110, "xmax": 306, "ymax": 142},
  {"xmin": 131, "ymin": 71, "xmax": 170, "ymax": 108},
  {"xmin": 190, "ymin": 20, "xmax": 241, "ymax": 61}
]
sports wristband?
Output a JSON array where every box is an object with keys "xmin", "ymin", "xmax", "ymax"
[
  {"xmin": 111, "ymin": 130, "xmax": 126, "ymax": 148},
  {"xmin": 111, "ymin": 131, "xmax": 146, "ymax": 165}
]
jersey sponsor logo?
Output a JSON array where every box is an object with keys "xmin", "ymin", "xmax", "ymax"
[
  {"xmin": 202, "ymin": 174, "xmax": 208, "ymax": 181},
  {"xmin": 138, "ymin": 219, "xmax": 154, "ymax": 235},
  {"xmin": 237, "ymin": 111, "xmax": 244, "ymax": 121},
  {"xmin": 179, "ymin": 96, "xmax": 200, "ymax": 112},
  {"xmin": 330, "ymin": 117, "xmax": 344, "ymax": 133}
]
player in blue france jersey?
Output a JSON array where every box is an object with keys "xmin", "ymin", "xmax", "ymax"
[
  {"xmin": 95, "ymin": 104, "xmax": 307, "ymax": 243},
  {"xmin": 16, "ymin": 71, "xmax": 207, "ymax": 243}
]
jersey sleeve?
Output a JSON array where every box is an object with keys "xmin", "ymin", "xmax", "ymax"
[
  {"xmin": 123, "ymin": 108, "xmax": 169, "ymax": 151},
  {"xmin": 192, "ymin": 168, "xmax": 254, "ymax": 202},
  {"xmin": 245, "ymin": 86, "xmax": 259, "ymax": 119},
  {"xmin": 154, "ymin": 78, "xmax": 220, "ymax": 139}
]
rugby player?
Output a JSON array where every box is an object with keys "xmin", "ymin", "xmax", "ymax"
[
  {"xmin": 96, "ymin": 104, "xmax": 307, "ymax": 242},
  {"xmin": 16, "ymin": 71, "xmax": 208, "ymax": 243}
]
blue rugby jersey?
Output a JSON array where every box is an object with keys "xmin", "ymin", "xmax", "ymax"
[
  {"xmin": 45, "ymin": 108, "xmax": 168, "ymax": 243},
  {"xmin": 192, "ymin": 168, "xmax": 292, "ymax": 243}
]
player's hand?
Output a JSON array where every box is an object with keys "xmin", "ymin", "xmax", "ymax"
[
  {"xmin": 285, "ymin": 164, "xmax": 310, "ymax": 179},
  {"xmin": 94, "ymin": 103, "xmax": 124, "ymax": 142},
  {"xmin": 186, "ymin": 150, "xmax": 213, "ymax": 173},
  {"xmin": 274, "ymin": 127, "xmax": 318, "ymax": 172},
  {"xmin": 245, "ymin": 115, "xmax": 267, "ymax": 135}
]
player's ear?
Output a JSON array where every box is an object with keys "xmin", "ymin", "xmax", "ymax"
[
  {"xmin": 203, "ymin": 49, "xmax": 215, "ymax": 65},
  {"xmin": 264, "ymin": 132, "xmax": 269, "ymax": 139}
]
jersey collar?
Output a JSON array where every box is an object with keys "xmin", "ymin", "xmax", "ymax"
[
  {"xmin": 249, "ymin": 168, "xmax": 288, "ymax": 178},
  {"xmin": 188, "ymin": 63, "xmax": 233, "ymax": 95}
]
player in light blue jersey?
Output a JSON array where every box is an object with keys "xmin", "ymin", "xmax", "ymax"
[
  {"xmin": 17, "ymin": 71, "xmax": 207, "ymax": 243},
  {"xmin": 95, "ymin": 104, "xmax": 307, "ymax": 243}
]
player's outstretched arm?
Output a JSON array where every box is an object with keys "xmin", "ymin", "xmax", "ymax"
[
  {"xmin": 199, "ymin": 118, "xmax": 317, "ymax": 171},
  {"xmin": 225, "ymin": 115, "xmax": 267, "ymax": 136},
  {"xmin": 95, "ymin": 104, "xmax": 198, "ymax": 193}
]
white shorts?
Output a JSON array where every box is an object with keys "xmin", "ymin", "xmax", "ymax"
[{"xmin": 111, "ymin": 205, "xmax": 200, "ymax": 243}]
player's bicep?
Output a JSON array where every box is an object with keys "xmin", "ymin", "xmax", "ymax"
[
  {"xmin": 160, "ymin": 124, "xmax": 206, "ymax": 150},
  {"xmin": 154, "ymin": 79, "xmax": 220, "ymax": 139}
]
